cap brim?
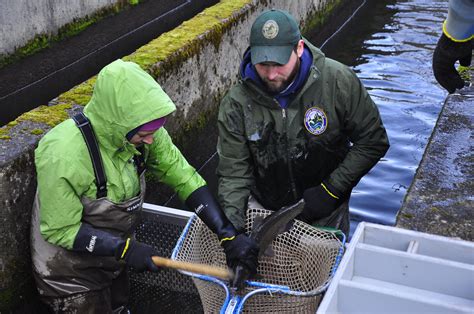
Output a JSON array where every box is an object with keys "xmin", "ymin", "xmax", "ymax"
[{"xmin": 251, "ymin": 45, "xmax": 293, "ymax": 65}]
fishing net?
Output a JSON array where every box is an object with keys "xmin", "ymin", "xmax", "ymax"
[
  {"xmin": 173, "ymin": 207, "xmax": 344, "ymax": 313},
  {"xmin": 129, "ymin": 210, "xmax": 203, "ymax": 313}
]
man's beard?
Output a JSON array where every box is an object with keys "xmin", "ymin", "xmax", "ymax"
[{"xmin": 262, "ymin": 58, "xmax": 301, "ymax": 94}]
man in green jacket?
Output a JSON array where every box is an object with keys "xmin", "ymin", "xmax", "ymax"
[
  {"xmin": 31, "ymin": 59, "xmax": 258, "ymax": 313},
  {"xmin": 217, "ymin": 10, "xmax": 389, "ymax": 237}
]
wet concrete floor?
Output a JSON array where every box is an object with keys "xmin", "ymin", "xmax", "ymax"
[{"xmin": 397, "ymin": 85, "xmax": 473, "ymax": 241}]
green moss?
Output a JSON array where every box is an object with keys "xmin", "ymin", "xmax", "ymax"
[
  {"xmin": 0, "ymin": 2, "xmax": 137, "ymax": 69},
  {"xmin": 0, "ymin": 103, "xmax": 72, "ymax": 141},
  {"xmin": 30, "ymin": 129, "xmax": 44, "ymax": 135},
  {"xmin": 301, "ymin": 0, "xmax": 343, "ymax": 35},
  {"xmin": 15, "ymin": 37, "xmax": 50, "ymax": 59},
  {"xmin": 173, "ymin": 104, "xmax": 219, "ymax": 147},
  {"xmin": 57, "ymin": 77, "xmax": 97, "ymax": 105},
  {"xmin": 18, "ymin": 104, "xmax": 71, "ymax": 127},
  {"xmin": 1, "ymin": 0, "xmax": 252, "ymax": 138},
  {"xmin": 124, "ymin": 0, "xmax": 252, "ymax": 76},
  {"xmin": 0, "ymin": 287, "xmax": 15, "ymax": 311},
  {"xmin": 401, "ymin": 213, "xmax": 414, "ymax": 219}
]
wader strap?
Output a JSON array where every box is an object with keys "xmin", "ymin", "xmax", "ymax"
[
  {"xmin": 72, "ymin": 113, "xmax": 108, "ymax": 198},
  {"xmin": 134, "ymin": 146, "xmax": 146, "ymax": 176}
]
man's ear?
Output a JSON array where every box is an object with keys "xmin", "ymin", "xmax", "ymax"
[{"xmin": 296, "ymin": 40, "xmax": 305, "ymax": 58}]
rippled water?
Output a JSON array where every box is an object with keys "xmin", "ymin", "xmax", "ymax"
[{"xmin": 311, "ymin": 0, "xmax": 449, "ymax": 232}]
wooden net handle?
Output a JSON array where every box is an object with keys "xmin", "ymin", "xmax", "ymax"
[{"xmin": 152, "ymin": 256, "xmax": 232, "ymax": 280}]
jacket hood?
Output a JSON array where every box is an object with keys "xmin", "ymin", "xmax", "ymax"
[{"xmin": 84, "ymin": 59, "xmax": 176, "ymax": 151}]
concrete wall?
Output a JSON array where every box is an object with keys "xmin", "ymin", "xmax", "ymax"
[
  {"xmin": 396, "ymin": 85, "xmax": 473, "ymax": 241},
  {"xmin": 156, "ymin": 0, "xmax": 334, "ymax": 130},
  {"xmin": 141, "ymin": 0, "xmax": 340, "ymax": 137},
  {"xmin": 0, "ymin": 0, "xmax": 119, "ymax": 56},
  {"xmin": 0, "ymin": 0, "xmax": 345, "ymax": 310}
]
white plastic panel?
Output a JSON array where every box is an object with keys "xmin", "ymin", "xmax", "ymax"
[
  {"xmin": 337, "ymin": 280, "xmax": 472, "ymax": 314},
  {"xmin": 362, "ymin": 225, "xmax": 474, "ymax": 264},
  {"xmin": 317, "ymin": 222, "xmax": 474, "ymax": 314}
]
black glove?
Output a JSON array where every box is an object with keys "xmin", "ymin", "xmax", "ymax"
[
  {"xmin": 72, "ymin": 223, "xmax": 159, "ymax": 272},
  {"xmin": 186, "ymin": 185, "xmax": 238, "ymax": 243},
  {"xmin": 433, "ymin": 33, "xmax": 472, "ymax": 93},
  {"xmin": 116, "ymin": 238, "xmax": 160, "ymax": 273},
  {"xmin": 221, "ymin": 233, "xmax": 259, "ymax": 275},
  {"xmin": 297, "ymin": 181, "xmax": 343, "ymax": 224},
  {"xmin": 186, "ymin": 186, "xmax": 259, "ymax": 274}
]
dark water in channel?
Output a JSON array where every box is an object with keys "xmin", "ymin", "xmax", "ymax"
[{"xmin": 307, "ymin": 0, "xmax": 449, "ymax": 233}]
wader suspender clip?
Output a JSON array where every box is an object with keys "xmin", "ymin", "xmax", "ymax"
[
  {"xmin": 133, "ymin": 146, "xmax": 146, "ymax": 176},
  {"xmin": 73, "ymin": 112, "xmax": 108, "ymax": 198}
]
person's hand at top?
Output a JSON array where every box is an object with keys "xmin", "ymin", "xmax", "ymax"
[
  {"xmin": 432, "ymin": 0, "xmax": 473, "ymax": 94},
  {"xmin": 433, "ymin": 33, "xmax": 472, "ymax": 93}
]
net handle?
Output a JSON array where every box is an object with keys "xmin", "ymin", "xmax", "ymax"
[{"xmin": 152, "ymin": 256, "xmax": 232, "ymax": 280}]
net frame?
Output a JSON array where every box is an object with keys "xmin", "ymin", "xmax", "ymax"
[{"xmin": 172, "ymin": 207, "xmax": 345, "ymax": 313}]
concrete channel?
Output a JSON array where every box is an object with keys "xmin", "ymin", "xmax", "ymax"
[
  {"xmin": 0, "ymin": 0, "xmax": 363, "ymax": 311},
  {"xmin": 0, "ymin": 0, "xmax": 218, "ymax": 126},
  {"xmin": 0, "ymin": 0, "xmax": 472, "ymax": 312}
]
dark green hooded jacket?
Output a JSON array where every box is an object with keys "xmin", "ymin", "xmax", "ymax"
[
  {"xmin": 35, "ymin": 59, "xmax": 205, "ymax": 249},
  {"xmin": 217, "ymin": 41, "xmax": 389, "ymax": 230}
]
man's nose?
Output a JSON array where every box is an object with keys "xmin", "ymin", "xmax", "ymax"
[{"xmin": 266, "ymin": 67, "xmax": 279, "ymax": 80}]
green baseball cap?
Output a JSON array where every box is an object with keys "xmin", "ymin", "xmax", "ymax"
[{"xmin": 250, "ymin": 9, "xmax": 301, "ymax": 65}]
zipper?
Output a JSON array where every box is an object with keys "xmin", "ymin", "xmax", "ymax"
[
  {"xmin": 125, "ymin": 158, "xmax": 137, "ymax": 198},
  {"xmin": 281, "ymin": 106, "xmax": 298, "ymax": 201}
]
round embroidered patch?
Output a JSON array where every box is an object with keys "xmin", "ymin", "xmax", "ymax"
[
  {"xmin": 262, "ymin": 20, "xmax": 279, "ymax": 39},
  {"xmin": 304, "ymin": 107, "xmax": 327, "ymax": 135}
]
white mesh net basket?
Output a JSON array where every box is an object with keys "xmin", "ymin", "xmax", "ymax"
[{"xmin": 172, "ymin": 207, "xmax": 344, "ymax": 313}]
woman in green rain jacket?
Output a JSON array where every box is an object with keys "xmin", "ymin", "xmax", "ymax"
[{"xmin": 31, "ymin": 60, "xmax": 258, "ymax": 313}]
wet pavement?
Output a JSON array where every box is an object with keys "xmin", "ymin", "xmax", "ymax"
[{"xmin": 396, "ymin": 85, "xmax": 473, "ymax": 241}]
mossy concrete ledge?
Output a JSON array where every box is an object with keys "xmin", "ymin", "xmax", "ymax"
[
  {"xmin": 0, "ymin": 0, "xmax": 350, "ymax": 310},
  {"xmin": 396, "ymin": 85, "xmax": 473, "ymax": 241},
  {"xmin": 0, "ymin": 0, "xmax": 139, "ymax": 67}
]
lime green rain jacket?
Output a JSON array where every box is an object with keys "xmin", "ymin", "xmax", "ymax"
[{"xmin": 35, "ymin": 59, "xmax": 205, "ymax": 249}]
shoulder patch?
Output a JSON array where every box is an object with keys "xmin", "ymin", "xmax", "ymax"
[{"xmin": 304, "ymin": 107, "xmax": 327, "ymax": 135}]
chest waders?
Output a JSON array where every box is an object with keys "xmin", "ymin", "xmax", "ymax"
[{"xmin": 31, "ymin": 112, "xmax": 146, "ymax": 297}]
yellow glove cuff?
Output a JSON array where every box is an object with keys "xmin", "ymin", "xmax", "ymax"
[
  {"xmin": 321, "ymin": 182, "xmax": 340, "ymax": 200},
  {"xmin": 219, "ymin": 235, "xmax": 236, "ymax": 245},
  {"xmin": 442, "ymin": 20, "xmax": 474, "ymax": 43},
  {"xmin": 120, "ymin": 238, "xmax": 131, "ymax": 259}
]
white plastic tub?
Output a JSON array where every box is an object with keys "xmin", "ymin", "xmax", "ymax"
[{"xmin": 317, "ymin": 222, "xmax": 474, "ymax": 314}]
